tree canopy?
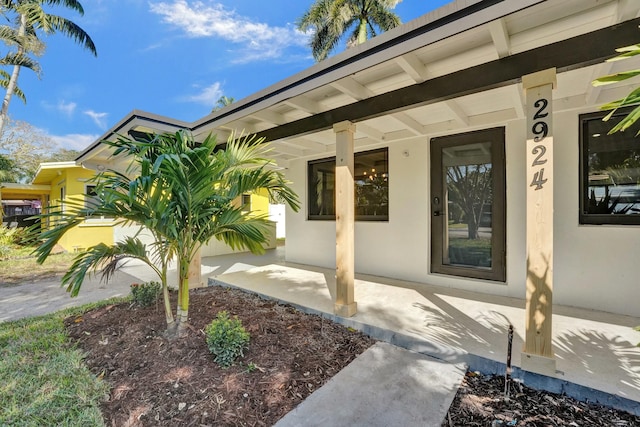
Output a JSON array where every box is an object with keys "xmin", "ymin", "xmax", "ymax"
[
  {"xmin": 34, "ymin": 130, "xmax": 300, "ymax": 335},
  {"xmin": 297, "ymin": 0, "xmax": 401, "ymax": 62}
]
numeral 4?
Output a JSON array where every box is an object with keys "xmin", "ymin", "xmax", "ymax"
[{"xmin": 530, "ymin": 168, "xmax": 548, "ymax": 191}]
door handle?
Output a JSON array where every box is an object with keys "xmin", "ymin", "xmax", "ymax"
[{"xmin": 433, "ymin": 210, "xmax": 441, "ymax": 216}]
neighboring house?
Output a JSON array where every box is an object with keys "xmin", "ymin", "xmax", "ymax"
[
  {"xmin": 0, "ymin": 162, "xmax": 275, "ymax": 253},
  {"xmin": 74, "ymin": 0, "xmax": 640, "ymax": 372}
]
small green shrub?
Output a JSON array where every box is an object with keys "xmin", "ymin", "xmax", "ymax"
[
  {"xmin": 130, "ymin": 281, "xmax": 162, "ymax": 307},
  {"xmin": 205, "ymin": 311, "xmax": 250, "ymax": 368}
]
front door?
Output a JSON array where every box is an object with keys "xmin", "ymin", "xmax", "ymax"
[{"xmin": 430, "ymin": 127, "xmax": 506, "ymax": 281}]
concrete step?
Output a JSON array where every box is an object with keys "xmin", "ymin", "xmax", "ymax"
[{"xmin": 275, "ymin": 342, "xmax": 466, "ymax": 427}]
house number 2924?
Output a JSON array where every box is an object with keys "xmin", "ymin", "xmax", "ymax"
[{"xmin": 530, "ymin": 98, "xmax": 549, "ymax": 190}]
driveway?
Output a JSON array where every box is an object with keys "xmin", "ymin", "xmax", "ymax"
[{"xmin": 0, "ymin": 270, "xmax": 137, "ymax": 322}]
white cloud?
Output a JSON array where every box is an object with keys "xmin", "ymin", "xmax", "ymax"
[
  {"xmin": 57, "ymin": 100, "xmax": 76, "ymax": 117},
  {"xmin": 84, "ymin": 110, "xmax": 109, "ymax": 130},
  {"xmin": 50, "ymin": 133, "xmax": 100, "ymax": 151},
  {"xmin": 149, "ymin": 0, "xmax": 308, "ymax": 62},
  {"xmin": 186, "ymin": 81, "xmax": 223, "ymax": 105}
]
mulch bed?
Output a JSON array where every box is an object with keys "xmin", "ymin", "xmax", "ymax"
[
  {"xmin": 443, "ymin": 371, "xmax": 640, "ymax": 426},
  {"xmin": 65, "ymin": 286, "xmax": 375, "ymax": 426},
  {"xmin": 65, "ymin": 285, "xmax": 640, "ymax": 426}
]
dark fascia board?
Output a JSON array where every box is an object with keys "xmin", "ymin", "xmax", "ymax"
[
  {"xmin": 76, "ymin": 0, "xmax": 541, "ymax": 161},
  {"xmin": 190, "ymin": 0, "xmax": 543, "ymax": 133},
  {"xmin": 75, "ymin": 110, "xmax": 189, "ymax": 161},
  {"xmin": 252, "ymin": 17, "xmax": 640, "ymax": 142}
]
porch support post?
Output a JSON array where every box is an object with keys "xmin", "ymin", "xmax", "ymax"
[
  {"xmin": 334, "ymin": 121, "xmax": 357, "ymax": 317},
  {"xmin": 187, "ymin": 246, "xmax": 203, "ymax": 289},
  {"xmin": 521, "ymin": 68, "xmax": 557, "ymax": 376}
]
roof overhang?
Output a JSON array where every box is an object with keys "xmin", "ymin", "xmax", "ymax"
[
  {"xmin": 76, "ymin": 0, "xmax": 640, "ymax": 168},
  {"xmin": 0, "ymin": 183, "xmax": 51, "ymax": 200},
  {"xmin": 32, "ymin": 161, "xmax": 78, "ymax": 185}
]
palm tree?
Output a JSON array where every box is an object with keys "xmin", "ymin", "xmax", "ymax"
[
  {"xmin": 211, "ymin": 95, "xmax": 235, "ymax": 113},
  {"xmin": 297, "ymin": 0, "xmax": 401, "ymax": 62},
  {"xmin": 34, "ymin": 130, "xmax": 300, "ymax": 336},
  {"xmin": 0, "ymin": 0, "xmax": 97, "ymax": 137}
]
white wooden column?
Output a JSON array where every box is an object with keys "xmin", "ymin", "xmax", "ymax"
[
  {"xmin": 521, "ymin": 68, "xmax": 557, "ymax": 376},
  {"xmin": 334, "ymin": 121, "xmax": 357, "ymax": 317}
]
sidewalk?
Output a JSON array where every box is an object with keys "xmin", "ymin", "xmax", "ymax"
[
  {"xmin": 206, "ymin": 247, "xmax": 640, "ymax": 415},
  {"xmin": 0, "ymin": 270, "xmax": 135, "ymax": 322}
]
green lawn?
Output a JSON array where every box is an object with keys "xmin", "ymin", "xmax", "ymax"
[
  {"xmin": 0, "ymin": 300, "xmax": 123, "ymax": 426},
  {"xmin": 0, "ymin": 249, "xmax": 76, "ymax": 286}
]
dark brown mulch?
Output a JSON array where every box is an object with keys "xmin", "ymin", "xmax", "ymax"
[
  {"xmin": 64, "ymin": 286, "xmax": 375, "ymax": 427},
  {"xmin": 65, "ymin": 285, "xmax": 640, "ymax": 427},
  {"xmin": 443, "ymin": 372, "xmax": 640, "ymax": 427}
]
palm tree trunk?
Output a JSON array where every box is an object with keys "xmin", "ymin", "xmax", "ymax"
[
  {"xmin": 177, "ymin": 257, "xmax": 190, "ymax": 324},
  {"xmin": 357, "ymin": 19, "xmax": 368, "ymax": 44},
  {"xmin": 0, "ymin": 13, "xmax": 26, "ymax": 139}
]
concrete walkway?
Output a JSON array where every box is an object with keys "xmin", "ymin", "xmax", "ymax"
[
  {"xmin": 207, "ymin": 247, "xmax": 640, "ymax": 416},
  {"xmin": 276, "ymin": 342, "xmax": 465, "ymax": 427},
  {"xmin": 3, "ymin": 246, "xmax": 640, "ymax": 423},
  {"xmin": 0, "ymin": 270, "xmax": 136, "ymax": 322}
]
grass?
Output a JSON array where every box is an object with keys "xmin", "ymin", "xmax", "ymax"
[
  {"xmin": 0, "ymin": 299, "xmax": 125, "ymax": 426},
  {"xmin": 0, "ymin": 249, "xmax": 76, "ymax": 286}
]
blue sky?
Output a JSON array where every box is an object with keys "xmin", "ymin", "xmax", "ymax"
[{"xmin": 8, "ymin": 0, "xmax": 451, "ymax": 151}]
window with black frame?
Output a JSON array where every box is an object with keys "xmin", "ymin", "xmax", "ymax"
[
  {"xmin": 580, "ymin": 108, "xmax": 640, "ymax": 225},
  {"xmin": 308, "ymin": 148, "xmax": 388, "ymax": 221}
]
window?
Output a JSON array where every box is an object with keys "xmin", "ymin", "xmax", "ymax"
[
  {"xmin": 85, "ymin": 185, "xmax": 99, "ymax": 210},
  {"xmin": 241, "ymin": 194, "xmax": 251, "ymax": 213},
  {"xmin": 308, "ymin": 148, "xmax": 388, "ymax": 221},
  {"xmin": 580, "ymin": 109, "xmax": 640, "ymax": 225},
  {"xmin": 59, "ymin": 187, "xmax": 65, "ymax": 213}
]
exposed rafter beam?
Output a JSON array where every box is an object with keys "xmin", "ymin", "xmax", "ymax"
[
  {"xmin": 283, "ymin": 96, "xmax": 322, "ymax": 115},
  {"xmin": 281, "ymin": 137, "xmax": 327, "ymax": 153},
  {"xmin": 251, "ymin": 19, "xmax": 640, "ymax": 143},
  {"xmin": 444, "ymin": 100, "xmax": 469, "ymax": 126},
  {"xmin": 330, "ymin": 77, "xmax": 374, "ymax": 100},
  {"xmin": 249, "ymin": 110, "xmax": 287, "ymax": 126},
  {"xmin": 488, "ymin": 18, "xmax": 511, "ymax": 58},
  {"xmin": 391, "ymin": 112, "xmax": 424, "ymax": 135},
  {"xmin": 357, "ymin": 123, "xmax": 385, "ymax": 141},
  {"xmin": 394, "ymin": 52, "xmax": 429, "ymax": 83},
  {"xmin": 271, "ymin": 141, "xmax": 305, "ymax": 157},
  {"xmin": 616, "ymin": 0, "xmax": 639, "ymax": 23},
  {"xmin": 510, "ymin": 84, "xmax": 525, "ymax": 118},
  {"xmin": 222, "ymin": 121, "xmax": 256, "ymax": 135},
  {"xmin": 585, "ymin": 62, "xmax": 613, "ymax": 105}
]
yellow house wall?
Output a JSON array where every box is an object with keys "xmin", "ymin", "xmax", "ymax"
[
  {"xmin": 46, "ymin": 167, "xmax": 115, "ymax": 252},
  {"xmin": 250, "ymin": 190, "xmax": 269, "ymax": 217}
]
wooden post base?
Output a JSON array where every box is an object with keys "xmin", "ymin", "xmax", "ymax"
[
  {"xmin": 521, "ymin": 352, "xmax": 556, "ymax": 376},
  {"xmin": 334, "ymin": 302, "xmax": 357, "ymax": 318}
]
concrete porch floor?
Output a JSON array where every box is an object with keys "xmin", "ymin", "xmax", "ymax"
[{"xmin": 195, "ymin": 246, "xmax": 640, "ymax": 413}]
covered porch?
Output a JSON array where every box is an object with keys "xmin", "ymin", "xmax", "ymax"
[{"xmin": 186, "ymin": 247, "xmax": 640, "ymax": 414}]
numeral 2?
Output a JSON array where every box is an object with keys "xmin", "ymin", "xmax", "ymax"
[{"xmin": 532, "ymin": 145, "xmax": 547, "ymax": 166}]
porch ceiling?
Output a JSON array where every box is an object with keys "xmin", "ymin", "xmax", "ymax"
[{"xmin": 78, "ymin": 0, "xmax": 640, "ymax": 169}]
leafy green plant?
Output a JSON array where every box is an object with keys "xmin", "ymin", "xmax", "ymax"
[
  {"xmin": 205, "ymin": 311, "xmax": 250, "ymax": 368},
  {"xmin": 130, "ymin": 281, "xmax": 162, "ymax": 307},
  {"xmin": 34, "ymin": 130, "xmax": 299, "ymax": 337},
  {"xmin": 593, "ymin": 43, "xmax": 640, "ymax": 134}
]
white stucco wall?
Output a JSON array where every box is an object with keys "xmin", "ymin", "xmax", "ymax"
[{"xmin": 285, "ymin": 110, "xmax": 640, "ymax": 317}]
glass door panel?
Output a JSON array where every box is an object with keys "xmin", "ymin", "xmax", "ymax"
[{"xmin": 431, "ymin": 128, "xmax": 506, "ymax": 281}]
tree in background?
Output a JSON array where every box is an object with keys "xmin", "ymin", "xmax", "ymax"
[
  {"xmin": 34, "ymin": 130, "xmax": 300, "ymax": 336},
  {"xmin": 0, "ymin": 119, "xmax": 77, "ymax": 182},
  {"xmin": 0, "ymin": 0, "xmax": 97, "ymax": 138},
  {"xmin": 211, "ymin": 95, "xmax": 235, "ymax": 113},
  {"xmin": 297, "ymin": 0, "xmax": 401, "ymax": 62}
]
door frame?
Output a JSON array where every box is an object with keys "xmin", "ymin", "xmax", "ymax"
[{"xmin": 430, "ymin": 127, "xmax": 507, "ymax": 282}]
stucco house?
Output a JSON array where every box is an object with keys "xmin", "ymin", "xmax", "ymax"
[
  {"xmin": 75, "ymin": 0, "xmax": 640, "ymax": 374},
  {"xmin": 0, "ymin": 161, "xmax": 275, "ymax": 254}
]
